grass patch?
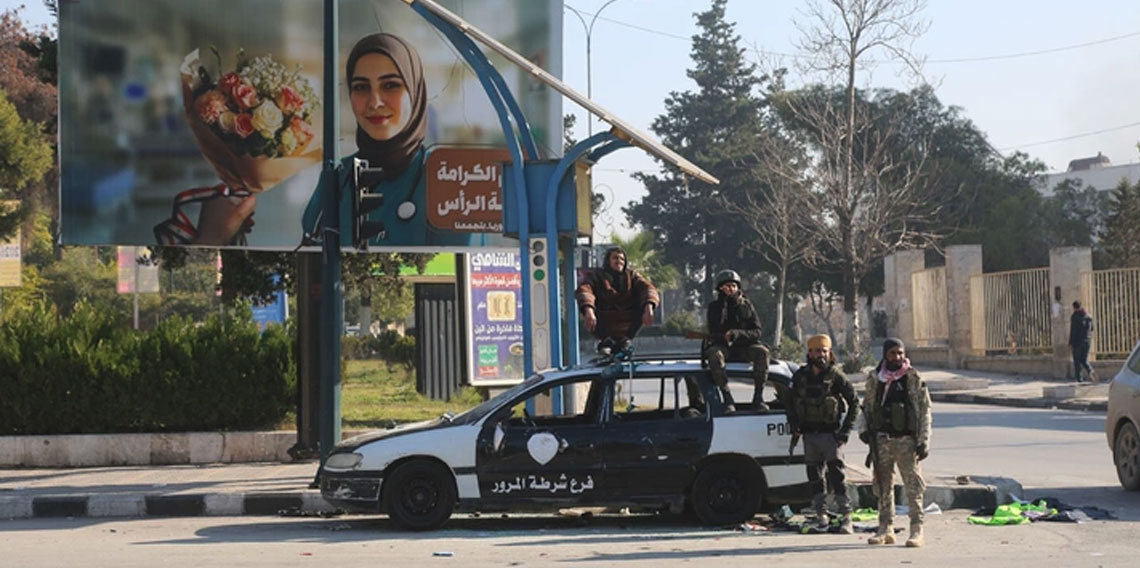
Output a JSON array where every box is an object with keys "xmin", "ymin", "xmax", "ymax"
[{"xmin": 340, "ymin": 360, "xmax": 484, "ymax": 428}]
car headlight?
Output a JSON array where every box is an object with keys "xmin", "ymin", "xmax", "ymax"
[{"xmin": 324, "ymin": 452, "xmax": 363, "ymax": 470}]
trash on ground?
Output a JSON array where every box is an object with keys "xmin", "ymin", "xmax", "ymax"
[{"xmin": 433, "ymin": 551, "xmax": 454, "ymax": 557}]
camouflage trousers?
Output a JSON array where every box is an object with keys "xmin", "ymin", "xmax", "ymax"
[
  {"xmin": 704, "ymin": 343, "xmax": 769, "ymax": 389},
  {"xmin": 871, "ymin": 434, "xmax": 926, "ymax": 526}
]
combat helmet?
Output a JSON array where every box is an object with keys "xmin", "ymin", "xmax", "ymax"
[{"xmin": 713, "ymin": 269, "xmax": 741, "ymax": 289}]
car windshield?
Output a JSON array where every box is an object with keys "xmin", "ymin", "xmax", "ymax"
[{"xmin": 448, "ymin": 374, "xmax": 545, "ymax": 425}]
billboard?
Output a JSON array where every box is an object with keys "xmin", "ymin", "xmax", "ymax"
[
  {"xmin": 464, "ymin": 250, "xmax": 525, "ymax": 386},
  {"xmin": 59, "ymin": 0, "xmax": 561, "ymax": 251}
]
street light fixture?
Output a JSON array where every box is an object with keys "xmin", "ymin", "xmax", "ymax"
[{"xmin": 564, "ymin": 0, "xmax": 622, "ymax": 137}]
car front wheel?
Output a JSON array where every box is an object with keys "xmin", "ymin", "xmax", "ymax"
[
  {"xmin": 382, "ymin": 460, "xmax": 457, "ymax": 530},
  {"xmin": 690, "ymin": 461, "xmax": 761, "ymax": 526},
  {"xmin": 1115, "ymin": 421, "xmax": 1140, "ymax": 491}
]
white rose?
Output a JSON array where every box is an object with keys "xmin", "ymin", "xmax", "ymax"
[
  {"xmin": 250, "ymin": 101, "xmax": 283, "ymax": 138},
  {"xmin": 217, "ymin": 111, "xmax": 236, "ymax": 134}
]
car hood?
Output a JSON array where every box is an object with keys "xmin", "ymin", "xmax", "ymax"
[{"xmin": 334, "ymin": 417, "xmax": 451, "ymax": 451}]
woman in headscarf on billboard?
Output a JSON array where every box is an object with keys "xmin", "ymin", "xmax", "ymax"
[
  {"xmin": 300, "ymin": 32, "xmax": 472, "ymax": 248},
  {"xmin": 188, "ymin": 33, "xmax": 474, "ymax": 247}
]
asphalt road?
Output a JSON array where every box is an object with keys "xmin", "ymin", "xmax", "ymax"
[{"xmin": 5, "ymin": 402, "xmax": 1138, "ymax": 567}]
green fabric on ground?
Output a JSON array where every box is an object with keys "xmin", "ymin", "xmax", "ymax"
[
  {"xmin": 967, "ymin": 501, "xmax": 1057, "ymax": 526},
  {"xmin": 851, "ymin": 508, "xmax": 878, "ymax": 522}
]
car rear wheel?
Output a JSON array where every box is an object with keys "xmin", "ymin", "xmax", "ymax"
[
  {"xmin": 690, "ymin": 461, "xmax": 761, "ymax": 526},
  {"xmin": 1115, "ymin": 422, "xmax": 1140, "ymax": 491},
  {"xmin": 382, "ymin": 460, "xmax": 457, "ymax": 530}
]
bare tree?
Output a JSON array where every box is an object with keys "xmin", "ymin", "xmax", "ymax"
[
  {"xmin": 789, "ymin": 0, "xmax": 936, "ymax": 355},
  {"xmin": 721, "ymin": 134, "xmax": 817, "ymax": 346}
]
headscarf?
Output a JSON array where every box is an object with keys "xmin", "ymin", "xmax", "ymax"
[
  {"xmin": 346, "ymin": 33, "xmax": 427, "ymax": 178},
  {"xmin": 877, "ymin": 337, "xmax": 911, "ymax": 404}
]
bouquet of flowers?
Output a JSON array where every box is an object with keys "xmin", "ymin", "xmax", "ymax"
[{"xmin": 180, "ymin": 47, "xmax": 321, "ymax": 192}]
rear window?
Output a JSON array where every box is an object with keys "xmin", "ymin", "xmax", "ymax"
[{"xmin": 1129, "ymin": 343, "xmax": 1140, "ymax": 375}]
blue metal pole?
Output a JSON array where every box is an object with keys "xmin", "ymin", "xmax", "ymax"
[
  {"xmin": 318, "ymin": 0, "xmax": 342, "ymax": 463},
  {"xmin": 409, "ymin": 2, "xmax": 534, "ymax": 377}
]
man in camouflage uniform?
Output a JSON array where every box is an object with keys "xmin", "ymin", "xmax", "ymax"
[
  {"xmin": 786, "ymin": 334, "xmax": 859, "ymax": 533},
  {"xmin": 858, "ymin": 337, "xmax": 932, "ymax": 548},
  {"xmin": 704, "ymin": 269, "xmax": 770, "ymax": 413}
]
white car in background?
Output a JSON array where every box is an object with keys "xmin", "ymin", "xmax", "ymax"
[{"xmin": 1107, "ymin": 339, "xmax": 1140, "ymax": 491}]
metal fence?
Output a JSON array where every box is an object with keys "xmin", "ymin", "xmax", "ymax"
[
  {"xmin": 912, "ymin": 267, "xmax": 948, "ymax": 345},
  {"xmin": 971, "ymin": 268, "xmax": 1052, "ymax": 353},
  {"xmin": 1081, "ymin": 267, "xmax": 1140, "ymax": 358}
]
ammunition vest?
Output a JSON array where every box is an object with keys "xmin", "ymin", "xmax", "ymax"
[
  {"xmin": 870, "ymin": 379, "xmax": 916, "ymax": 434},
  {"xmin": 793, "ymin": 372, "xmax": 843, "ymax": 427}
]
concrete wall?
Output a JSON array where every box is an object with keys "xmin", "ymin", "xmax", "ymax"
[
  {"xmin": 1050, "ymin": 247, "xmax": 1093, "ymax": 378},
  {"xmin": 908, "ymin": 346, "xmax": 950, "ymax": 367},
  {"xmin": 945, "ymin": 245, "xmax": 983, "ymax": 367},
  {"xmin": 884, "ymin": 250, "xmax": 925, "ymax": 347}
]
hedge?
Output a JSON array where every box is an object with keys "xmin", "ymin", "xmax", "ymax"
[{"xmin": 0, "ymin": 301, "xmax": 296, "ymax": 435}]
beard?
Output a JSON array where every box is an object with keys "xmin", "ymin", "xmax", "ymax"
[
  {"xmin": 885, "ymin": 360, "xmax": 903, "ymax": 371},
  {"xmin": 808, "ymin": 356, "xmax": 829, "ymax": 369}
]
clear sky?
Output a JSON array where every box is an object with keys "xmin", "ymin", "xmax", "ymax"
[{"xmin": 9, "ymin": 0, "xmax": 1140, "ymax": 240}]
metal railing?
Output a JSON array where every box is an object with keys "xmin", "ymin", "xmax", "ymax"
[
  {"xmin": 1081, "ymin": 267, "xmax": 1140, "ymax": 358},
  {"xmin": 970, "ymin": 268, "xmax": 1051, "ymax": 353},
  {"xmin": 912, "ymin": 267, "xmax": 948, "ymax": 345}
]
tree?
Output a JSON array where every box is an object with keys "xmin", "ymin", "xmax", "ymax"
[
  {"xmin": 0, "ymin": 89, "xmax": 52, "ymax": 238},
  {"xmin": 624, "ymin": 0, "xmax": 774, "ymax": 304},
  {"xmin": 610, "ymin": 231, "xmax": 679, "ymax": 291},
  {"xmin": 1098, "ymin": 178, "xmax": 1140, "ymax": 269},
  {"xmin": 789, "ymin": 0, "xmax": 932, "ymax": 355}
]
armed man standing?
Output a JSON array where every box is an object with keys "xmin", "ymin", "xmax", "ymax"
[
  {"xmin": 859, "ymin": 337, "xmax": 932, "ymax": 547},
  {"xmin": 704, "ymin": 269, "xmax": 770, "ymax": 413},
  {"xmin": 786, "ymin": 334, "xmax": 859, "ymax": 533}
]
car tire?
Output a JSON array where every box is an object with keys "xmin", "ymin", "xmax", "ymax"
[
  {"xmin": 382, "ymin": 460, "xmax": 457, "ymax": 530},
  {"xmin": 689, "ymin": 461, "xmax": 761, "ymax": 526},
  {"xmin": 1115, "ymin": 421, "xmax": 1140, "ymax": 491}
]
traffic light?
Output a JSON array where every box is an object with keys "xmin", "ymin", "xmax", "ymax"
[
  {"xmin": 528, "ymin": 237, "xmax": 550, "ymax": 371},
  {"xmin": 353, "ymin": 157, "xmax": 387, "ymax": 249}
]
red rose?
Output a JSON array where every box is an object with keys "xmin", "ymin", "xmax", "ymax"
[
  {"xmin": 231, "ymin": 82, "xmax": 259, "ymax": 110},
  {"xmin": 234, "ymin": 113, "xmax": 255, "ymax": 139},
  {"xmin": 275, "ymin": 85, "xmax": 305, "ymax": 115},
  {"xmin": 218, "ymin": 72, "xmax": 242, "ymax": 98}
]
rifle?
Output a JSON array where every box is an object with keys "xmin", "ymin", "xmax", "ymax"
[
  {"xmin": 864, "ymin": 430, "xmax": 878, "ymax": 469},
  {"xmin": 684, "ymin": 330, "xmax": 712, "ymax": 340},
  {"xmin": 788, "ymin": 431, "xmax": 801, "ymax": 457}
]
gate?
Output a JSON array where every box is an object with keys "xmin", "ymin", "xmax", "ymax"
[
  {"xmin": 971, "ymin": 268, "xmax": 1051, "ymax": 353},
  {"xmin": 1081, "ymin": 267, "xmax": 1140, "ymax": 358}
]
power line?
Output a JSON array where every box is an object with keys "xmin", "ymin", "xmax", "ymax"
[
  {"xmin": 563, "ymin": 5, "xmax": 1140, "ymax": 65},
  {"xmin": 999, "ymin": 121, "xmax": 1140, "ymax": 151}
]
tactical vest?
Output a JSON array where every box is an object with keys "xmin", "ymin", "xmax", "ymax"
[
  {"xmin": 870, "ymin": 379, "xmax": 916, "ymax": 434},
  {"xmin": 793, "ymin": 372, "xmax": 843, "ymax": 427}
]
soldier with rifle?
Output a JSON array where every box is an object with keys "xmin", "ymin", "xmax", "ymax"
[
  {"xmin": 858, "ymin": 337, "xmax": 932, "ymax": 548},
  {"xmin": 702, "ymin": 269, "xmax": 770, "ymax": 413}
]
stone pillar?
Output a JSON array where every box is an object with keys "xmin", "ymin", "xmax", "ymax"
[
  {"xmin": 1050, "ymin": 247, "xmax": 1092, "ymax": 379},
  {"xmin": 945, "ymin": 245, "xmax": 983, "ymax": 368},
  {"xmin": 884, "ymin": 249, "xmax": 925, "ymax": 348}
]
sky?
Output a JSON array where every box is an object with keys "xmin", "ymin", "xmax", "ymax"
[{"xmin": 9, "ymin": 0, "xmax": 1140, "ymax": 240}]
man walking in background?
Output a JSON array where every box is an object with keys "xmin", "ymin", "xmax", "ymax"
[{"xmin": 1069, "ymin": 301, "xmax": 1098, "ymax": 383}]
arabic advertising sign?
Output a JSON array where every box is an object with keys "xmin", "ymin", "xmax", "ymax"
[
  {"xmin": 0, "ymin": 202, "xmax": 20, "ymax": 288},
  {"xmin": 251, "ymin": 278, "xmax": 288, "ymax": 331},
  {"xmin": 465, "ymin": 250, "xmax": 525, "ymax": 386},
  {"xmin": 58, "ymin": 0, "xmax": 560, "ymax": 251},
  {"xmin": 427, "ymin": 147, "xmax": 512, "ymax": 233}
]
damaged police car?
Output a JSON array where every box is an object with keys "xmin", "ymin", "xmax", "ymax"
[{"xmin": 318, "ymin": 356, "xmax": 809, "ymax": 530}]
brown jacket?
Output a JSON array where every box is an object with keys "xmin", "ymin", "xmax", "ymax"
[{"xmin": 575, "ymin": 268, "xmax": 659, "ymax": 339}]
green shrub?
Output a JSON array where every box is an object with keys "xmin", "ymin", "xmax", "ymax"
[
  {"xmin": 340, "ymin": 330, "xmax": 415, "ymax": 368},
  {"xmin": 0, "ymin": 300, "xmax": 295, "ymax": 435},
  {"xmin": 774, "ymin": 335, "xmax": 805, "ymax": 362},
  {"xmin": 661, "ymin": 311, "xmax": 701, "ymax": 336}
]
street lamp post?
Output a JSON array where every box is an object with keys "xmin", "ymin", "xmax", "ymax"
[{"xmin": 565, "ymin": 0, "xmax": 621, "ymax": 137}]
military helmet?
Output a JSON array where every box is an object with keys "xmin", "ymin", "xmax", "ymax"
[{"xmin": 714, "ymin": 269, "xmax": 741, "ymax": 289}]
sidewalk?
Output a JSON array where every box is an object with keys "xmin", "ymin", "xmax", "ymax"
[{"xmin": 0, "ymin": 366, "xmax": 1107, "ymax": 522}]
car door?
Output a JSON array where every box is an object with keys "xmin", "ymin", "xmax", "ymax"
[
  {"xmin": 475, "ymin": 375, "xmax": 607, "ymax": 505},
  {"xmin": 599, "ymin": 372, "xmax": 713, "ymax": 500}
]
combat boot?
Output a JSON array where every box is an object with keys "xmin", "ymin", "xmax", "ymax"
[
  {"xmin": 905, "ymin": 523, "xmax": 924, "ymax": 548},
  {"xmin": 750, "ymin": 386, "xmax": 769, "ymax": 412},
  {"xmin": 720, "ymin": 387, "xmax": 737, "ymax": 414},
  {"xmin": 837, "ymin": 513, "xmax": 853, "ymax": 534},
  {"xmin": 867, "ymin": 522, "xmax": 894, "ymax": 545}
]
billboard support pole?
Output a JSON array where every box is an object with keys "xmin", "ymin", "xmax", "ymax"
[{"xmin": 318, "ymin": 0, "xmax": 343, "ymax": 463}]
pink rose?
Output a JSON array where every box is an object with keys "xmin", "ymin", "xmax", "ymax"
[
  {"xmin": 289, "ymin": 115, "xmax": 315, "ymax": 151},
  {"xmin": 231, "ymin": 82, "xmax": 259, "ymax": 110},
  {"xmin": 218, "ymin": 72, "xmax": 242, "ymax": 98},
  {"xmin": 275, "ymin": 84, "xmax": 305, "ymax": 115},
  {"xmin": 194, "ymin": 90, "xmax": 228, "ymax": 124},
  {"xmin": 234, "ymin": 113, "xmax": 255, "ymax": 139}
]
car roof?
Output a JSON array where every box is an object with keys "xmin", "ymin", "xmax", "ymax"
[{"xmin": 539, "ymin": 356, "xmax": 798, "ymax": 383}]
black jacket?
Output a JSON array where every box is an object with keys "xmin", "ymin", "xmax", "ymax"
[
  {"xmin": 706, "ymin": 292, "xmax": 763, "ymax": 349},
  {"xmin": 1069, "ymin": 309, "xmax": 1093, "ymax": 346}
]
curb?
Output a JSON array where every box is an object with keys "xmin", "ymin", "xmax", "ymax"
[
  {"xmin": 1, "ymin": 478, "xmax": 1020, "ymax": 521},
  {"xmin": 930, "ymin": 392, "xmax": 1107, "ymax": 412},
  {"xmin": 0, "ymin": 491, "xmax": 334, "ymax": 520}
]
